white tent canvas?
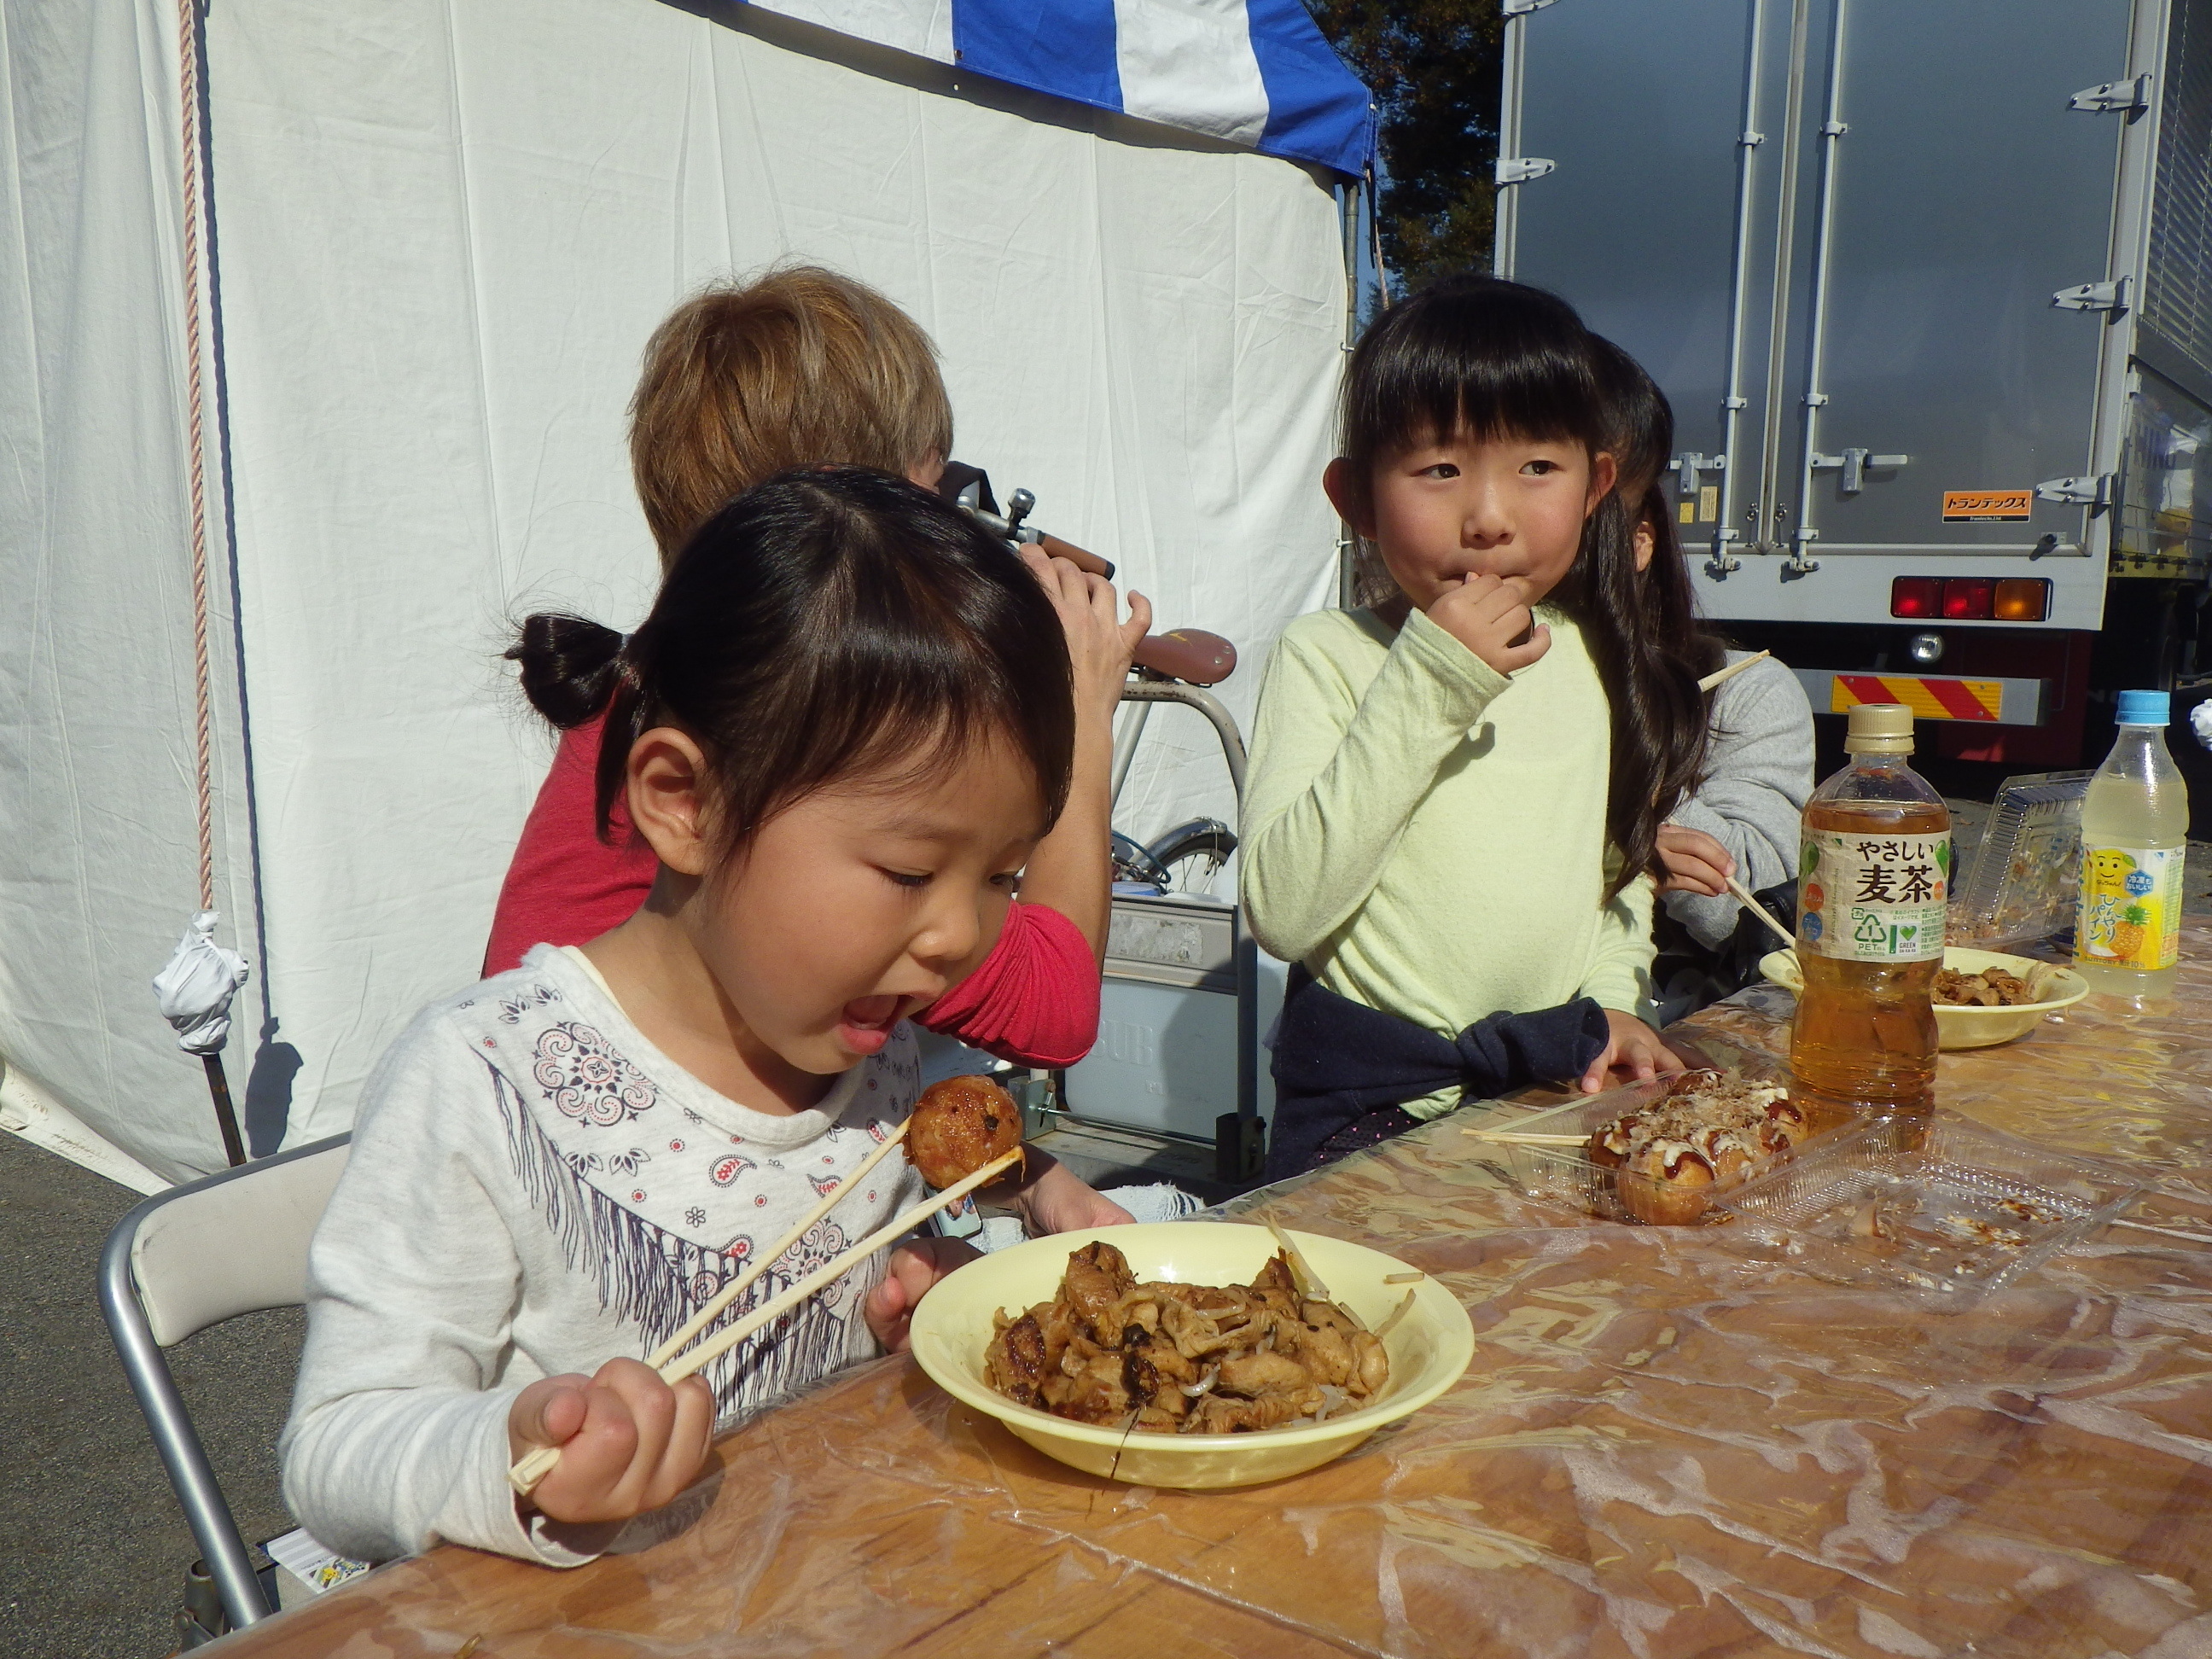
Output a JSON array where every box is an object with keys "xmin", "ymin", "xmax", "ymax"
[{"xmin": 1, "ymin": 0, "xmax": 1351, "ymax": 1183}]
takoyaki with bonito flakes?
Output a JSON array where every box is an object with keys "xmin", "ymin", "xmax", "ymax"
[{"xmin": 1586, "ymin": 1071, "xmax": 1807, "ymax": 1225}]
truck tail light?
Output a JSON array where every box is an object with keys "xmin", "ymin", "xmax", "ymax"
[
  {"xmin": 1994, "ymin": 577, "xmax": 2052, "ymax": 620},
  {"xmin": 1941, "ymin": 577, "xmax": 1997, "ymax": 619},
  {"xmin": 1890, "ymin": 577, "xmax": 1942, "ymax": 618},
  {"xmin": 1892, "ymin": 574, "xmax": 2052, "ymax": 621}
]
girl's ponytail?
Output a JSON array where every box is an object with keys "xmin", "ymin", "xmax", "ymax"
[
  {"xmin": 509, "ymin": 614, "xmax": 647, "ymax": 844},
  {"xmin": 507, "ymin": 614, "xmax": 631, "ymax": 730}
]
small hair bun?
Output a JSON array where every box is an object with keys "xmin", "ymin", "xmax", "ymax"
[{"xmin": 508, "ymin": 613, "xmax": 630, "ymax": 728}]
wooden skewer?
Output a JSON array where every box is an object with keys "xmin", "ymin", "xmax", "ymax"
[
  {"xmin": 643, "ymin": 1118, "xmax": 913, "ymax": 1371},
  {"xmin": 509, "ymin": 1144, "xmax": 1023, "ymax": 1496},
  {"xmin": 1726, "ymin": 872, "xmax": 1799, "ymax": 949},
  {"xmin": 1697, "ymin": 649, "xmax": 1772, "ymax": 694},
  {"xmin": 1462, "ymin": 1128, "xmax": 1587, "ymax": 1146}
]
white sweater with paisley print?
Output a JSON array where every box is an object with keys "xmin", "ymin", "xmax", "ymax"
[{"xmin": 280, "ymin": 945, "xmax": 924, "ymax": 1566}]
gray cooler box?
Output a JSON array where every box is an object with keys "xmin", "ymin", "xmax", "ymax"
[{"xmin": 1061, "ymin": 893, "xmax": 1284, "ymax": 1148}]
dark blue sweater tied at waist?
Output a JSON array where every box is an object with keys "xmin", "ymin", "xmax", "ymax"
[{"xmin": 1265, "ymin": 966, "xmax": 1610, "ymax": 1179}]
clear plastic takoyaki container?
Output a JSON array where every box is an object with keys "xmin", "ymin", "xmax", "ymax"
[
  {"xmin": 1707, "ymin": 1111, "xmax": 2144, "ymax": 1301},
  {"xmin": 1472, "ymin": 1068, "xmax": 1871, "ymax": 1228}
]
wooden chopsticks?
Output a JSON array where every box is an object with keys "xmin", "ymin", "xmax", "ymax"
[
  {"xmin": 642, "ymin": 1120, "xmax": 915, "ymax": 1372},
  {"xmin": 1726, "ymin": 873, "xmax": 1798, "ymax": 949},
  {"xmin": 1461, "ymin": 1127, "xmax": 1586, "ymax": 1146},
  {"xmin": 1697, "ymin": 649, "xmax": 1772, "ymax": 694},
  {"xmin": 660, "ymin": 1149, "xmax": 1019, "ymax": 1382},
  {"xmin": 507, "ymin": 1128, "xmax": 1019, "ymax": 1496}
]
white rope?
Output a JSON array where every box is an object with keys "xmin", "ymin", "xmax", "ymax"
[{"xmin": 174, "ymin": 0, "xmax": 216, "ymax": 912}]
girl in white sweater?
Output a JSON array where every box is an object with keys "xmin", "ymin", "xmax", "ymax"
[{"xmin": 282, "ymin": 468, "xmax": 1121, "ymax": 1564}]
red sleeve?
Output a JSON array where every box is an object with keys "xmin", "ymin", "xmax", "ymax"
[
  {"xmin": 482, "ymin": 713, "xmax": 660, "ymax": 976},
  {"xmin": 915, "ymin": 901, "xmax": 1101, "ymax": 1068}
]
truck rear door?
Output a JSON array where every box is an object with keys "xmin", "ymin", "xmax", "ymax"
[{"xmin": 1500, "ymin": 0, "xmax": 2141, "ymax": 634}]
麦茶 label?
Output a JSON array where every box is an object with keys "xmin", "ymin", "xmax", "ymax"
[{"xmin": 1799, "ymin": 830, "xmax": 1950, "ymax": 961}]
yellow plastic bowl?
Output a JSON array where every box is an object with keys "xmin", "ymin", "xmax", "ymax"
[
  {"xmin": 909, "ymin": 1221, "xmax": 1474, "ymax": 1488},
  {"xmin": 1759, "ymin": 946, "xmax": 2089, "ymax": 1050}
]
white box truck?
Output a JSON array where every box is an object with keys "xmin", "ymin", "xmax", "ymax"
[{"xmin": 1496, "ymin": 0, "xmax": 2211, "ymax": 806}]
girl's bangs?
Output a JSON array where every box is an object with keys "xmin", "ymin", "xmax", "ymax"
[
  {"xmin": 1346, "ymin": 278, "xmax": 1611, "ymax": 463},
  {"xmin": 776, "ymin": 658, "xmax": 1026, "ymax": 810},
  {"xmin": 702, "ymin": 556, "xmax": 1070, "ymax": 850},
  {"xmin": 1361, "ymin": 331, "xmax": 1604, "ymax": 456}
]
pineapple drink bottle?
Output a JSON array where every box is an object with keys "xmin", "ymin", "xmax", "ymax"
[
  {"xmin": 2076, "ymin": 690, "xmax": 2189, "ymax": 1000},
  {"xmin": 1791, "ymin": 704, "xmax": 1951, "ymax": 1110}
]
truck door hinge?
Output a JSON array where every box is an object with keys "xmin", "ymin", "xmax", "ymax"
[
  {"xmin": 2069, "ymin": 73, "xmax": 2151, "ymax": 114},
  {"xmin": 1494, "ymin": 157, "xmax": 1556, "ymax": 185},
  {"xmin": 1502, "ymin": 0, "xmax": 1557, "ymax": 15},
  {"xmin": 2052, "ymin": 276, "xmax": 2129, "ymax": 313},
  {"xmin": 1669, "ymin": 451, "xmax": 1725, "ymax": 496},
  {"xmin": 2036, "ymin": 473, "xmax": 2115, "ymax": 509},
  {"xmin": 1810, "ymin": 449, "xmax": 1909, "ymax": 494}
]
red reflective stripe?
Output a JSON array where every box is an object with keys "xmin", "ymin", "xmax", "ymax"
[
  {"xmin": 1924, "ymin": 678, "xmax": 1998, "ymax": 720},
  {"xmin": 1835, "ymin": 672, "xmax": 2000, "ymax": 721}
]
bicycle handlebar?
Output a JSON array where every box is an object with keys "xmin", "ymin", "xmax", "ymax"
[
  {"xmin": 1131, "ymin": 628, "xmax": 1237, "ymax": 687},
  {"xmin": 1035, "ymin": 533, "xmax": 1114, "ymax": 579},
  {"xmin": 938, "ymin": 463, "xmax": 1231, "ymax": 686}
]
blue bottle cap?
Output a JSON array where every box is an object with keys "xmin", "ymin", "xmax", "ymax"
[{"xmin": 2115, "ymin": 689, "xmax": 2171, "ymax": 727}]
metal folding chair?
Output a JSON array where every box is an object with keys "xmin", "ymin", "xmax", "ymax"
[{"xmin": 98, "ymin": 1134, "xmax": 352, "ymax": 1633}]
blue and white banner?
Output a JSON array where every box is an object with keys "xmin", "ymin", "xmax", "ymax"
[{"xmin": 755, "ymin": 0, "xmax": 1375, "ymax": 177}]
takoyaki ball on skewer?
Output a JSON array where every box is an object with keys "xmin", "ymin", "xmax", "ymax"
[{"xmin": 909, "ymin": 1074, "xmax": 1026, "ymax": 1190}]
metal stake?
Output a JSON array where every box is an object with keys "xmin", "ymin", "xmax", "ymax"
[{"xmin": 201, "ymin": 1054, "xmax": 246, "ymax": 1167}]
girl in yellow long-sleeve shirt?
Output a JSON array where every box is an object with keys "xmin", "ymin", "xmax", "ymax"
[{"xmin": 1244, "ymin": 278, "xmax": 1705, "ymax": 1176}]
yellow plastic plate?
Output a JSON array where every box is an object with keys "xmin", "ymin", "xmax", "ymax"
[{"xmin": 910, "ymin": 1222, "xmax": 1474, "ymax": 1488}]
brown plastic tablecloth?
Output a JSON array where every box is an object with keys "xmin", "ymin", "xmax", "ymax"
[{"xmin": 220, "ymin": 928, "xmax": 2212, "ymax": 1657}]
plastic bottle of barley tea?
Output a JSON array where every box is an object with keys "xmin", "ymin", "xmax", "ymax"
[
  {"xmin": 2076, "ymin": 690, "xmax": 2189, "ymax": 1002},
  {"xmin": 1791, "ymin": 703, "xmax": 1950, "ymax": 1110}
]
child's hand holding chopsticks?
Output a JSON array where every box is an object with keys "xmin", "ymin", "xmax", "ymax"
[
  {"xmin": 507, "ymin": 1359, "xmax": 715, "ymax": 1524},
  {"xmin": 1656, "ymin": 823, "xmax": 1735, "ymax": 897}
]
